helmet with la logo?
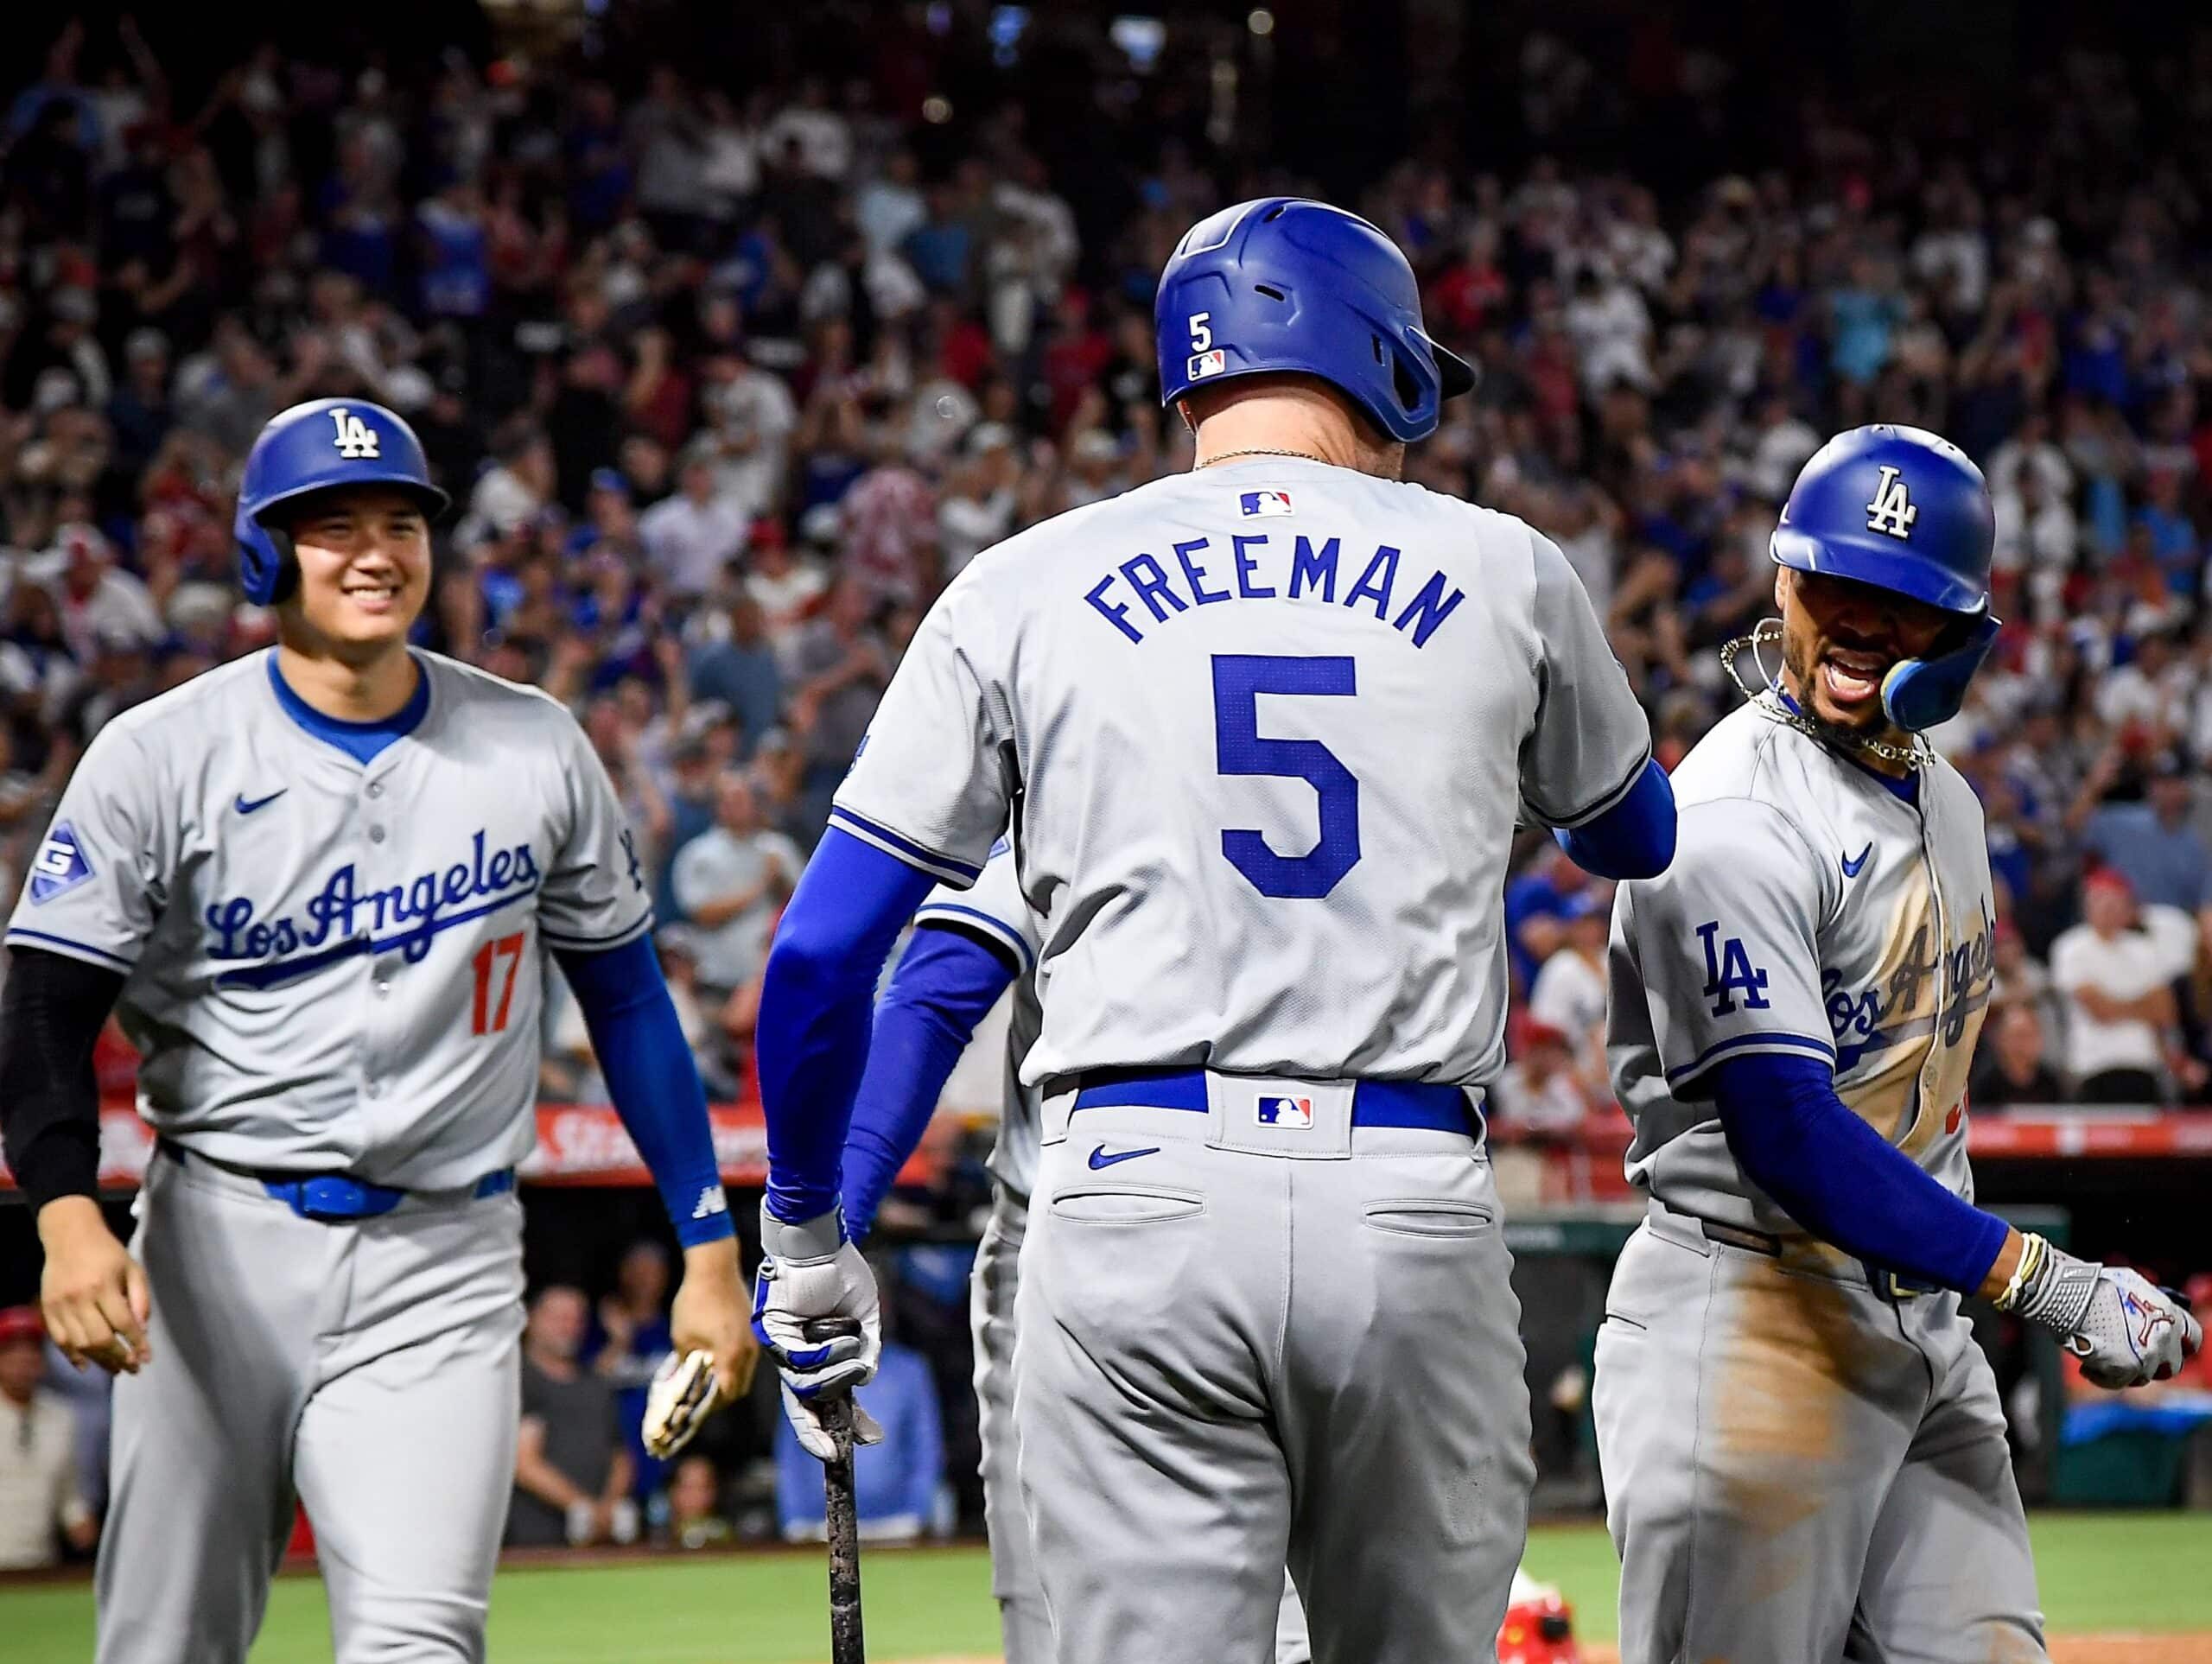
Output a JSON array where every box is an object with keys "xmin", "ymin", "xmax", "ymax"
[
  {"xmin": 1769, "ymin": 423, "xmax": 1998, "ymax": 732},
  {"xmin": 233, "ymin": 397, "xmax": 450, "ymax": 606}
]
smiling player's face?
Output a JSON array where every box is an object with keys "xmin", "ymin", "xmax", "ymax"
[
  {"xmin": 1775, "ymin": 566, "xmax": 1951, "ymax": 737},
  {"xmin": 283, "ymin": 486, "xmax": 433, "ymax": 658}
]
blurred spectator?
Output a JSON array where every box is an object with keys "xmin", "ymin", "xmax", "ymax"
[
  {"xmin": 509, "ymin": 1286, "xmax": 638, "ymax": 1549},
  {"xmin": 686, "ymin": 594, "xmax": 784, "ymax": 753},
  {"xmin": 1488, "ymin": 1023, "xmax": 1590, "ymax": 1134},
  {"xmin": 2049, "ymin": 873, "xmax": 2191, "ymax": 1103},
  {"xmin": 588, "ymin": 1240, "xmax": 678, "ymax": 1503},
  {"xmin": 671, "ymin": 771, "xmax": 801, "ymax": 1005},
  {"xmin": 1527, "ymin": 886, "xmax": 1611, "ymax": 1083},
  {"xmin": 639, "ymin": 448, "xmax": 749, "ymax": 600},
  {"xmin": 786, "ymin": 577, "xmax": 890, "ymax": 837},
  {"xmin": 1969, "ymin": 1006, "xmax": 2065, "ymax": 1108},
  {"xmin": 1504, "ymin": 845, "xmax": 1590, "ymax": 996},
  {"xmin": 2080, "ymin": 753, "xmax": 2212, "ymax": 917},
  {"xmin": 0, "ymin": 1306, "xmax": 96, "ymax": 1570},
  {"xmin": 661, "ymin": 1454, "xmax": 734, "ymax": 1550}
]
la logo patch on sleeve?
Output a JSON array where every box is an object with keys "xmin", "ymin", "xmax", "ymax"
[{"xmin": 28, "ymin": 821, "xmax": 94, "ymax": 905}]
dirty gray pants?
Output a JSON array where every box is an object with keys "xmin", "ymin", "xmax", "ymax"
[
  {"xmin": 1594, "ymin": 1203, "xmax": 2047, "ymax": 1664},
  {"xmin": 97, "ymin": 1145, "xmax": 524, "ymax": 1664},
  {"xmin": 1014, "ymin": 1077, "xmax": 1533, "ymax": 1664}
]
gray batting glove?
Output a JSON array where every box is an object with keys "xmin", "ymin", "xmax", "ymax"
[
  {"xmin": 751, "ymin": 1202, "xmax": 886, "ymax": 1461},
  {"xmin": 1999, "ymin": 1235, "xmax": 2204, "ymax": 1390}
]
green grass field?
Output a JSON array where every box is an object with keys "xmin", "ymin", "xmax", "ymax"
[{"xmin": 4, "ymin": 1513, "xmax": 2209, "ymax": 1661}]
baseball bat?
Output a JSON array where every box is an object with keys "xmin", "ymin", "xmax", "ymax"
[
  {"xmin": 801, "ymin": 1318, "xmax": 867, "ymax": 1664},
  {"xmin": 821, "ymin": 1396, "xmax": 867, "ymax": 1664}
]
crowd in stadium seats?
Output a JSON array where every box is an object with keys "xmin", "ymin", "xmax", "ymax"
[{"xmin": 8, "ymin": 8, "xmax": 2212, "ymax": 1559}]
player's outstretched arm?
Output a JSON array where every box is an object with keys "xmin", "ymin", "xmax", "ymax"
[
  {"xmin": 753, "ymin": 828, "xmax": 937, "ymax": 1459},
  {"xmin": 1713, "ymin": 1051, "xmax": 2202, "ymax": 1388},
  {"xmin": 556, "ymin": 936, "xmax": 757, "ymax": 1423},
  {"xmin": 842, "ymin": 923, "xmax": 1020, "ymax": 1240},
  {"xmin": 1550, "ymin": 758, "xmax": 1676, "ymax": 880},
  {"xmin": 0, "ymin": 948, "xmax": 149, "ymax": 1374}
]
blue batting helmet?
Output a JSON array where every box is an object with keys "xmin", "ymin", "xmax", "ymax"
[
  {"xmin": 233, "ymin": 398, "xmax": 449, "ymax": 606},
  {"xmin": 1771, "ymin": 423, "xmax": 1999, "ymax": 732},
  {"xmin": 1154, "ymin": 198, "xmax": 1474, "ymax": 445}
]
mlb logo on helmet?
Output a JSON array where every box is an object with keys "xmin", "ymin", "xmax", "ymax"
[
  {"xmin": 1240, "ymin": 490, "xmax": 1294, "ymax": 518},
  {"xmin": 1188, "ymin": 347, "xmax": 1227, "ymax": 379},
  {"xmin": 1256, "ymin": 1096, "xmax": 1313, "ymax": 1129}
]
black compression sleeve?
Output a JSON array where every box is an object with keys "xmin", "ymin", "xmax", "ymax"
[{"xmin": 0, "ymin": 948, "xmax": 125, "ymax": 1212}]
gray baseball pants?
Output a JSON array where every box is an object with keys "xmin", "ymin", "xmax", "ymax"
[
  {"xmin": 1594, "ymin": 1202, "xmax": 2048, "ymax": 1664},
  {"xmin": 1012, "ymin": 1076, "xmax": 1534, "ymax": 1664},
  {"xmin": 96, "ymin": 1144, "xmax": 524, "ymax": 1664},
  {"xmin": 976, "ymin": 1182, "xmax": 1314, "ymax": 1664}
]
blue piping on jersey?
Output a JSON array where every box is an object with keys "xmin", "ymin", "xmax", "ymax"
[
  {"xmin": 914, "ymin": 902, "xmax": 1036, "ymax": 969},
  {"xmin": 823, "ymin": 806, "xmax": 983, "ymax": 885},
  {"xmin": 266, "ymin": 652, "xmax": 431, "ymax": 765},
  {"xmin": 3, "ymin": 927, "xmax": 137, "ymax": 971},
  {"xmin": 1662, "ymin": 1027, "xmax": 1835, "ymax": 1088}
]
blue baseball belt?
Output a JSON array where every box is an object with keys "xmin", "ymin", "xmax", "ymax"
[
  {"xmin": 160, "ymin": 1139, "xmax": 515, "ymax": 1222},
  {"xmin": 1070, "ymin": 1066, "xmax": 1479, "ymax": 1134}
]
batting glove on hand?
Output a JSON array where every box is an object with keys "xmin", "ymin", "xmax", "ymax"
[
  {"xmin": 1999, "ymin": 1234, "xmax": 2204, "ymax": 1389},
  {"xmin": 753, "ymin": 1203, "xmax": 886, "ymax": 1461}
]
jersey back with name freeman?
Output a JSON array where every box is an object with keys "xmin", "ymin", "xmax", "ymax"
[
  {"xmin": 833, "ymin": 457, "xmax": 1650, "ymax": 1089},
  {"xmin": 4, "ymin": 651, "xmax": 652, "ymax": 1187}
]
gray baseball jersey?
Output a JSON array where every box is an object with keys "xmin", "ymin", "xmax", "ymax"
[
  {"xmin": 913, "ymin": 842, "xmax": 1042, "ymax": 1200},
  {"xmin": 835, "ymin": 457, "xmax": 1651, "ymax": 1089},
  {"xmin": 1607, "ymin": 695, "xmax": 1995, "ymax": 1235},
  {"xmin": 1596, "ymin": 694, "xmax": 2031, "ymax": 1663},
  {"xmin": 6, "ymin": 648, "xmax": 652, "ymax": 1186}
]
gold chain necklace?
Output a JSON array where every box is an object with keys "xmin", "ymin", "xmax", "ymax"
[
  {"xmin": 1719, "ymin": 621, "xmax": 1929, "ymax": 772},
  {"xmin": 1195, "ymin": 447, "xmax": 1330, "ymax": 467}
]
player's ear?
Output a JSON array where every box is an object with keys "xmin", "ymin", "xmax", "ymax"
[
  {"xmin": 1175, "ymin": 397, "xmax": 1197, "ymax": 435},
  {"xmin": 1773, "ymin": 565, "xmax": 1791, "ymax": 612}
]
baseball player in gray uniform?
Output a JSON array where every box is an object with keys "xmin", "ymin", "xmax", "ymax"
[
  {"xmin": 1599, "ymin": 425, "xmax": 2202, "ymax": 1663},
  {"xmin": 0, "ymin": 398, "xmax": 753, "ymax": 1663},
  {"xmin": 839, "ymin": 844, "xmax": 1313, "ymax": 1664},
  {"xmin": 747, "ymin": 198, "xmax": 1675, "ymax": 1664}
]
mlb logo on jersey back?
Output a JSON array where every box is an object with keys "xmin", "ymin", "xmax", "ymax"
[
  {"xmin": 1256, "ymin": 1095, "xmax": 1313, "ymax": 1129},
  {"xmin": 1239, "ymin": 489, "xmax": 1294, "ymax": 518},
  {"xmin": 27, "ymin": 821, "xmax": 93, "ymax": 905},
  {"xmin": 1188, "ymin": 348, "xmax": 1227, "ymax": 380}
]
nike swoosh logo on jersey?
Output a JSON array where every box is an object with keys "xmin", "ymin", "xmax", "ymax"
[
  {"xmin": 1087, "ymin": 1143, "xmax": 1160, "ymax": 1171},
  {"xmin": 234, "ymin": 790, "xmax": 288, "ymax": 816},
  {"xmin": 1841, "ymin": 842, "xmax": 1873, "ymax": 879}
]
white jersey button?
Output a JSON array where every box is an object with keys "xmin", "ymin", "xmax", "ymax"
[
  {"xmin": 369, "ymin": 827, "xmax": 386, "ymax": 843},
  {"xmin": 365, "ymin": 1081, "xmax": 383, "ymax": 1098},
  {"xmin": 366, "ymin": 783, "xmax": 384, "ymax": 798}
]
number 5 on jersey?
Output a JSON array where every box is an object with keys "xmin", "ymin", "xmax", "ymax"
[
  {"xmin": 471, "ymin": 932, "xmax": 525, "ymax": 1034},
  {"xmin": 1213, "ymin": 654, "xmax": 1360, "ymax": 899}
]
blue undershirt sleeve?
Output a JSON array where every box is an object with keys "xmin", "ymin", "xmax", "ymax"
[
  {"xmin": 1552, "ymin": 756, "xmax": 1677, "ymax": 880},
  {"xmin": 554, "ymin": 935, "xmax": 733, "ymax": 1248},
  {"xmin": 1711, "ymin": 1051, "xmax": 2008, "ymax": 1294},
  {"xmin": 757, "ymin": 828, "xmax": 939, "ymax": 1227},
  {"xmin": 842, "ymin": 923, "xmax": 1020, "ymax": 1240}
]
